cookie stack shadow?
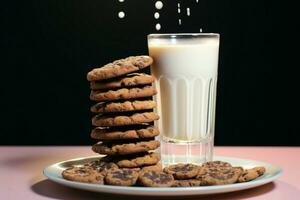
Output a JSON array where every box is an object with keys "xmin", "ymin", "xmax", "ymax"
[{"xmin": 87, "ymin": 55, "xmax": 161, "ymax": 170}]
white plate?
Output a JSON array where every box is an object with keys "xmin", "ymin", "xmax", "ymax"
[{"xmin": 43, "ymin": 156, "xmax": 282, "ymax": 196}]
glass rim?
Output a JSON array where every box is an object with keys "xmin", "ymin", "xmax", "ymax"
[{"xmin": 148, "ymin": 33, "xmax": 219, "ymax": 39}]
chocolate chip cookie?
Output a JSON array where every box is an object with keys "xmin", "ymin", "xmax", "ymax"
[
  {"xmin": 164, "ymin": 163, "xmax": 200, "ymax": 180},
  {"xmin": 238, "ymin": 167, "xmax": 266, "ymax": 182},
  {"xmin": 90, "ymin": 86, "xmax": 157, "ymax": 102},
  {"xmin": 83, "ymin": 160, "xmax": 119, "ymax": 175},
  {"xmin": 90, "ymin": 126, "xmax": 159, "ymax": 140},
  {"xmin": 90, "ymin": 73, "xmax": 155, "ymax": 90},
  {"xmin": 172, "ymin": 179, "xmax": 202, "ymax": 187},
  {"xmin": 198, "ymin": 167, "xmax": 243, "ymax": 185},
  {"xmin": 113, "ymin": 152, "xmax": 160, "ymax": 168},
  {"xmin": 92, "ymin": 112, "xmax": 159, "ymax": 127},
  {"xmin": 62, "ymin": 166, "xmax": 105, "ymax": 184},
  {"xmin": 141, "ymin": 163, "xmax": 163, "ymax": 172},
  {"xmin": 201, "ymin": 161, "xmax": 232, "ymax": 169},
  {"xmin": 87, "ymin": 56, "xmax": 153, "ymax": 81},
  {"xmin": 105, "ymin": 168, "xmax": 139, "ymax": 186},
  {"xmin": 139, "ymin": 171, "xmax": 174, "ymax": 187},
  {"xmin": 91, "ymin": 100, "xmax": 156, "ymax": 113},
  {"xmin": 92, "ymin": 140, "xmax": 160, "ymax": 155}
]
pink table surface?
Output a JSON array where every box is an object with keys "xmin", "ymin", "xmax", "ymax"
[{"xmin": 0, "ymin": 146, "xmax": 299, "ymax": 200}]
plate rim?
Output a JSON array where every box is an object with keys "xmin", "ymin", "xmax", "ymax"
[{"xmin": 43, "ymin": 155, "xmax": 283, "ymax": 195}]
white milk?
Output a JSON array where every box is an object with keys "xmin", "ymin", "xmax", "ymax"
[{"xmin": 148, "ymin": 34, "xmax": 220, "ymax": 165}]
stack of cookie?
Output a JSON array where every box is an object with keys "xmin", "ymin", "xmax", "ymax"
[
  {"xmin": 62, "ymin": 56, "xmax": 267, "ymax": 187},
  {"xmin": 86, "ymin": 56, "xmax": 161, "ymax": 172}
]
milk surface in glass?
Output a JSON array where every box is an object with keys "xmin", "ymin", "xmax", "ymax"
[{"xmin": 148, "ymin": 34, "xmax": 220, "ymax": 166}]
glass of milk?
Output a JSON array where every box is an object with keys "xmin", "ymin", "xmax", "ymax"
[{"xmin": 148, "ymin": 33, "xmax": 220, "ymax": 166}]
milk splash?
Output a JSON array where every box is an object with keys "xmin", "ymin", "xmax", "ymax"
[
  {"xmin": 118, "ymin": 11, "xmax": 125, "ymax": 18},
  {"xmin": 117, "ymin": 0, "xmax": 125, "ymax": 19},
  {"xmin": 115, "ymin": 1, "xmax": 204, "ymax": 32},
  {"xmin": 154, "ymin": 1, "xmax": 164, "ymax": 31}
]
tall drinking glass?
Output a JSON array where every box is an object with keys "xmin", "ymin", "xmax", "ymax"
[{"xmin": 148, "ymin": 33, "xmax": 220, "ymax": 166}]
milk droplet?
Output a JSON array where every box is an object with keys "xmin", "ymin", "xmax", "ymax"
[
  {"xmin": 178, "ymin": 19, "xmax": 182, "ymax": 25},
  {"xmin": 155, "ymin": 23, "xmax": 161, "ymax": 30},
  {"xmin": 196, "ymin": 0, "xmax": 199, "ymax": 2},
  {"xmin": 200, "ymin": 28, "xmax": 203, "ymax": 32},
  {"xmin": 177, "ymin": 3, "xmax": 180, "ymax": 8},
  {"xmin": 118, "ymin": 0, "xmax": 125, "ymax": 2},
  {"xmin": 154, "ymin": 12, "xmax": 160, "ymax": 19},
  {"xmin": 187, "ymin": 8, "xmax": 190, "ymax": 16},
  {"xmin": 118, "ymin": 11, "xmax": 125, "ymax": 18},
  {"xmin": 155, "ymin": 1, "xmax": 163, "ymax": 10},
  {"xmin": 178, "ymin": 8, "xmax": 181, "ymax": 13}
]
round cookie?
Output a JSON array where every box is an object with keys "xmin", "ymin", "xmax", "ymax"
[
  {"xmin": 163, "ymin": 163, "xmax": 200, "ymax": 180},
  {"xmin": 92, "ymin": 140, "xmax": 160, "ymax": 156},
  {"xmin": 83, "ymin": 160, "xmax": 119, "ymax": 175},
  {"xmin": 90, "ymin": 73, "xmax": 155, "ymax": 90},
  {"xmin": 87, "ymin": 56, "xmax": 153, "ymax": 81},
  {"xmin": 139, "ymin": 171, "xmax": 174, "ymax": 187},
  {"xmin": 105, "ymin": 168, "xmax": 139, "ymax": 186},
  {"xmin": 238, "ymin": 167, "xmax": 266, "ymax": 183},
  {"xmin": 92, "ymin": 112, "xmax": 159, "ymax": 127},
  {"xmin": 253, "ymin": 166, "xmax": 266, "ymax": 175},
  {"xmin": 90, "ymin": 126, "xmax": 160, "ymax": 140},
  {"xmin": 114, "ymin": 152, "xmax": 160, "ymax": 168},
  {"xmin": 198, "ymin": 167, "xmax": 243, "ymax": 185},
  {"xmin": 141, "ymin": 163, "xmax": 163, "ymax": 172},
  {"xmin": 62, "ymin": 166, "xmax": 105, "ymax": 184},
  {"xmin": 201, "ymin": 161, "xmax": 232, "ymax": 169},
  {"xmin": 197, "ymin": 161, "xmax": 233, "ymax": 178},
  {"xmin": 90, "ymin": 86, "xmax": 157, "ymax": 102},
  {"xmin": 172, "ymin": 179, "xmax": 202, "ymax": 187},
  {"xmin": 197, "ymin": 163, "xmax": 233, "ymax": 177},
  {"xmin": 90, "ymin": 100, "xmax": 156, "ymax": 113}
]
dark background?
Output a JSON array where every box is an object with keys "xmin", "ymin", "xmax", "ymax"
[{"xmin": 1, "ymin": 0, "xmax": 298, "ymax": 145}]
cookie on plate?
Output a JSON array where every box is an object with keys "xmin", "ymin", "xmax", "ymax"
[
  {"xmin": 90, "ymin": 126, "xmax": 159, "ymax": 140},
  {"xmin": 198, "ymin": 167, "xmax": 243, "ymax": 185},
  {"xmin": 172, "ymin": 179, "xmax": 202, "ymax": 187},
  {"xmin": 90, "ymin": 100, "xmax": 156, "ymax": 113},
  {"xmin": 87, "ymin": 56, "xmax": 153, "ymax": 81},
  {"xmin": 105, "ymin": 168, "xmax": 139, "ymax": 186},
  {"xmin": 238, "ymin": 167, "xmax": 266, "ymax": 182},
  {"xmin": 113, "ymin": 152, "xmax": 160, "ymax": 168},
  {"xmin": 62, "ymin": 166, "xmax": 105, "ymax": 184},
  {"xmin": 92, "ymin": 112, "xmax": 159, "ymax": 127},
  {"xmin": 138, "ymin": 171, "xmax": 174, "ymax": 187},
  {"xmin": 201, "ymin": 161, "xmax": 232, "ymax": 169},
  {"xmin": 141, "ymin": 163, "xmax": 163, "ymax": 172},
  {"xmin": 92, "ymin": 140, "xmax": 160, "ymax": 156},
  {"xmin": 90, "ymin": 73, "xmax": 155, "ymax": 90},
  {"xmin": 164, "ymin": 163, "xmax": 200, "ymax": 180},
  {"xmin": 90, "ymin": 86, "xmax": 157, "ymax": 102},
  {"xmin": 83, "ymin": 160, "xmax": 119, "ymax": 175}
]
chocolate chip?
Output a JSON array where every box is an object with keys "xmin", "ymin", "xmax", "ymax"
[
  {"xmin": 94, "ymin": 102, "xmax": 105, "ymax": 110},
  {"xmin": 112, "ymin": 170, "xmax": 134, "ymax": 181},
  {"xmin": 209, "ymin": 171, "xmax": 235, "ymax": 180},
  {"xmin": 144, "ymin": 172, "xmax": 173, "ymax": 184}
]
